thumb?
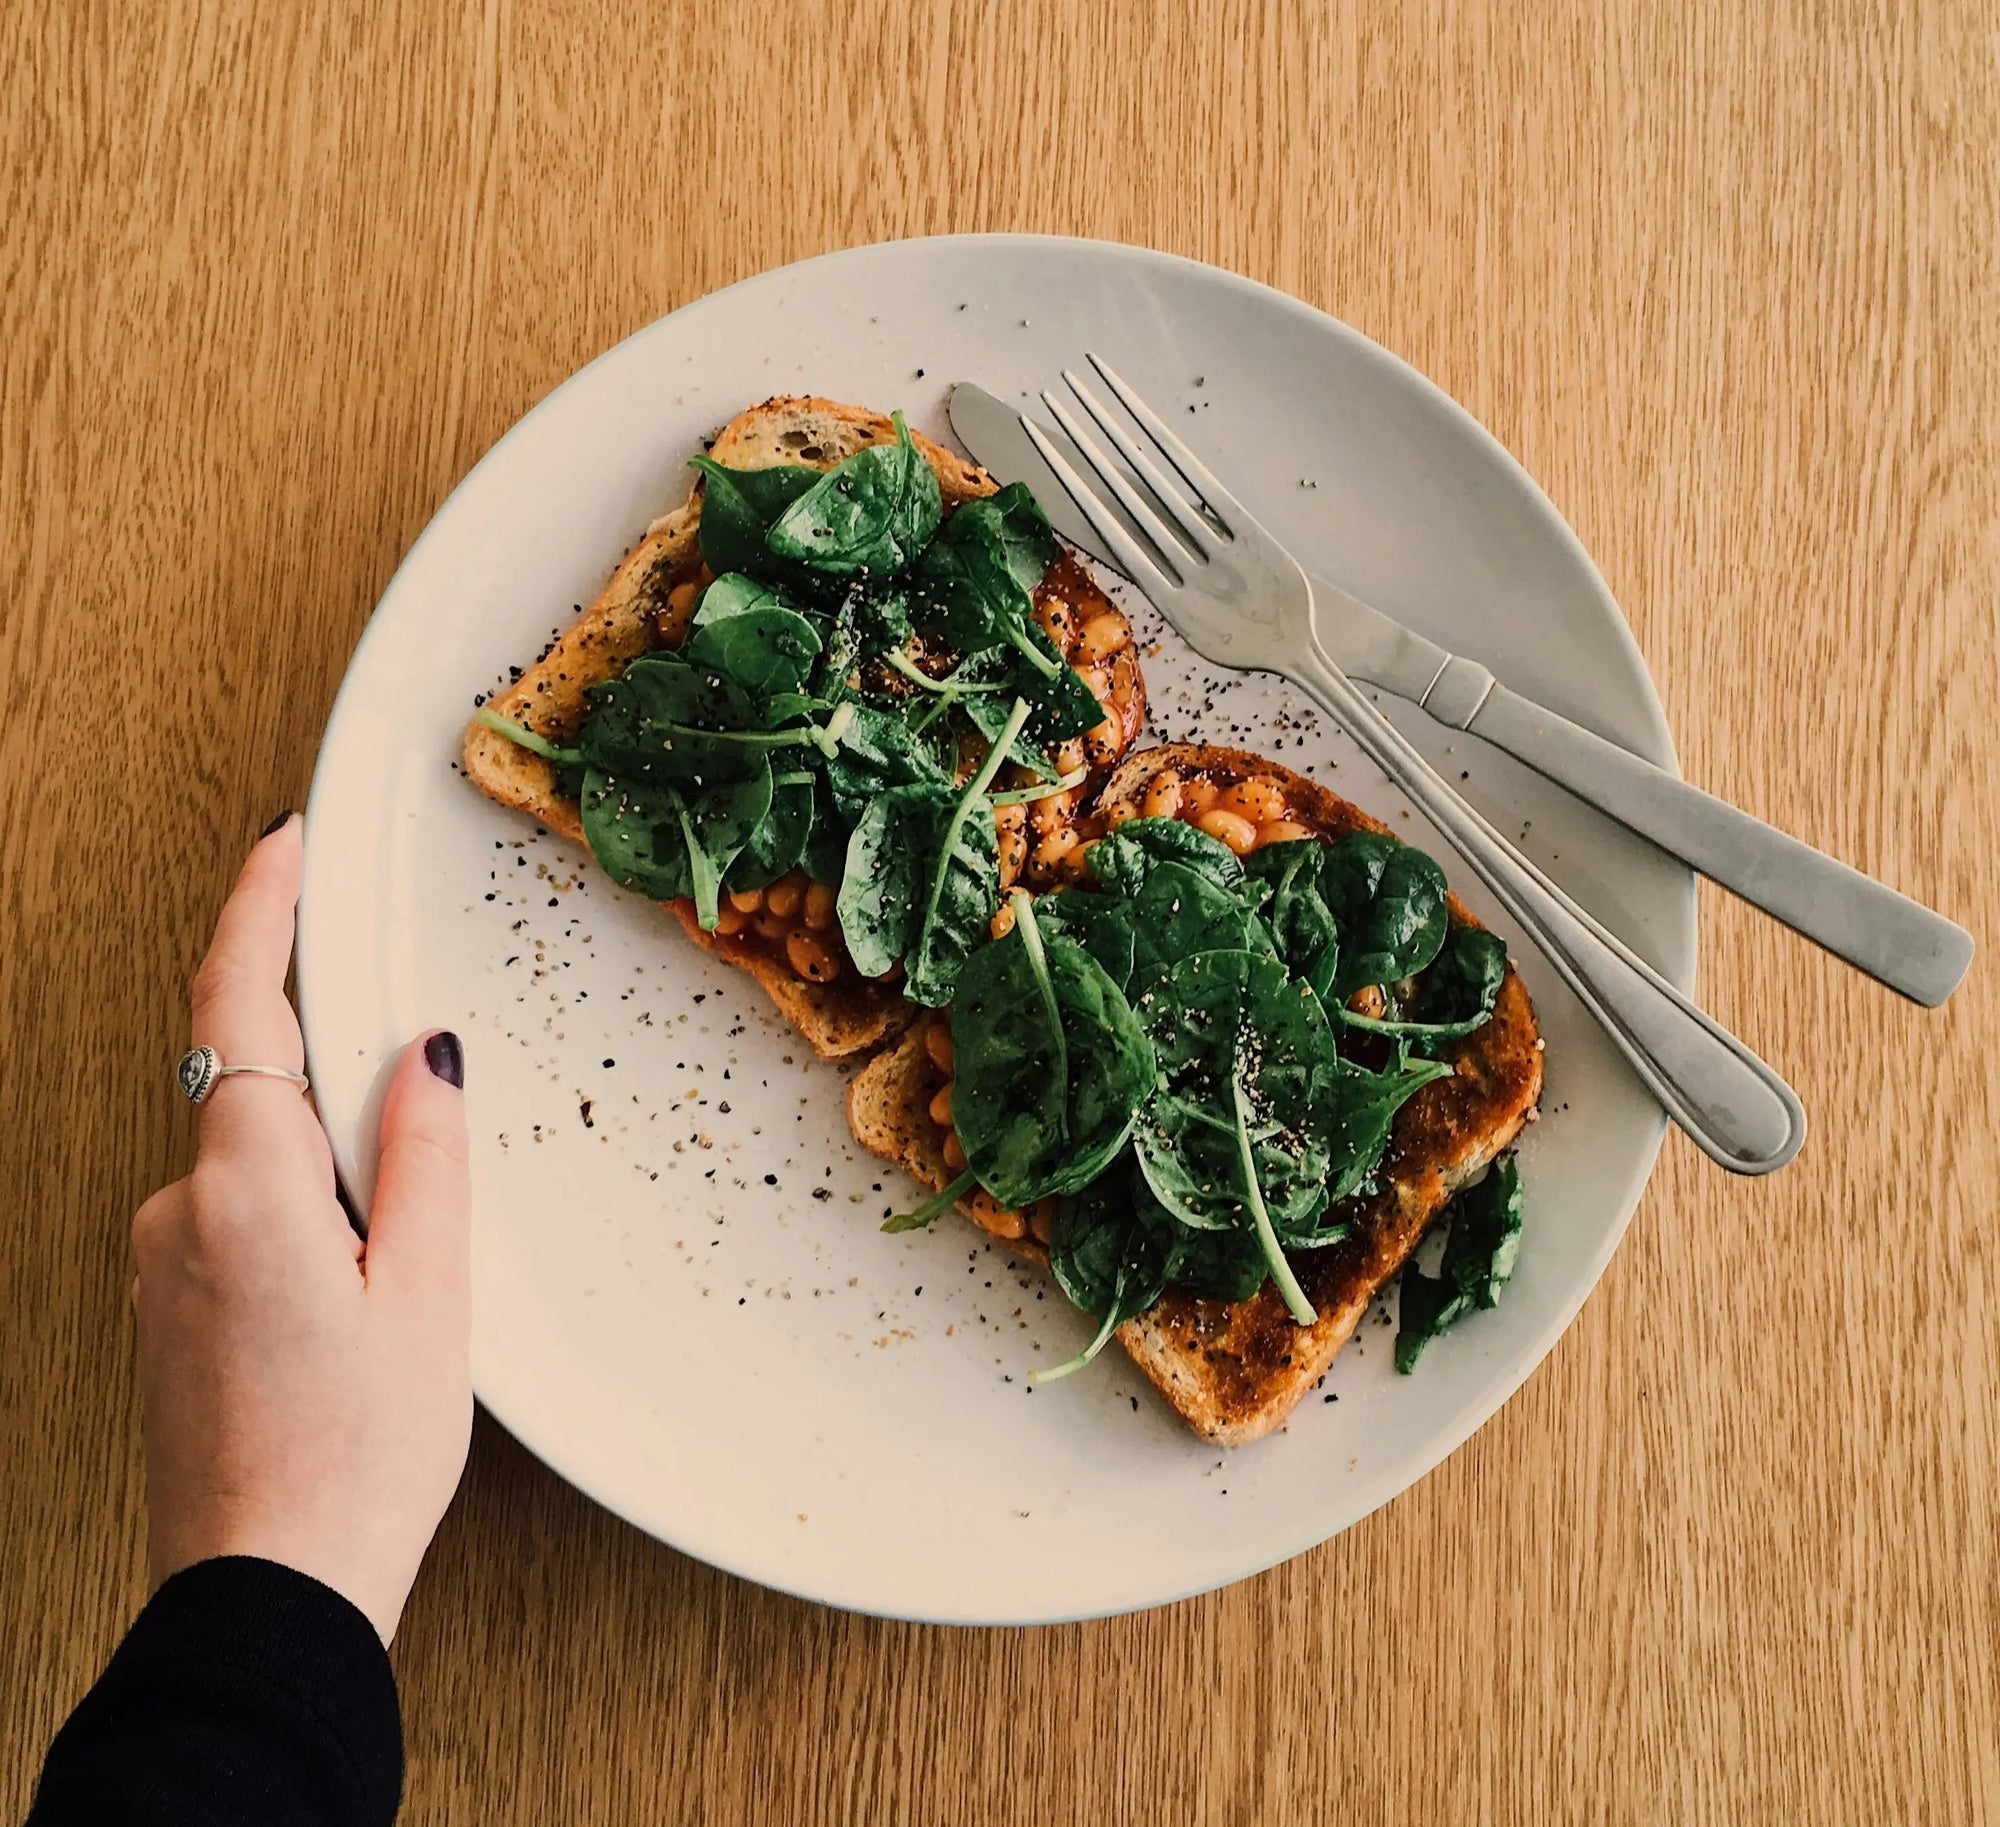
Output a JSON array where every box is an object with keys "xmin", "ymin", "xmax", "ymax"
[{"xmin": 364, "ymin": 1030, "xmax": 471, "ymax": 1306}]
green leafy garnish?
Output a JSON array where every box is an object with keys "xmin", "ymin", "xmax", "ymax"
[
  {"xmin": 945, "ymin": 892, "xmax": 1157, "ymax": 1210},
  {"xmin": 767, "ymin": 413, "xmax": 943, "ymax": 578},
  {"xmin": 685, "ymin": 574, "xmax": 824, "ymax": 696},
  {"xmin": 688, "ymin": 459, "xmax": 824, "ymax": 586},
  {"xmin": 1394, "ymin": 1154, "xmax": 1524, "ymax": 1371},
  {"xmin": 1317, "ymin": 831, "xmax": 1451, "ymax": 997},
  {"xmin": 1038, "ymin": 1178, "xmax": 1178, "ymax": 1380}
]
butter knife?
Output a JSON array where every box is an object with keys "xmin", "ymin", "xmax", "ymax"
[{"xmin": 948, "ymin": 381, "xmax": 1971, "ymax": 1007}]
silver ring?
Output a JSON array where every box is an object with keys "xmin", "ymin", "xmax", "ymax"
[{"xmin": 177, "ymin": 1045, "xmax": 309, "ymax": 1105}]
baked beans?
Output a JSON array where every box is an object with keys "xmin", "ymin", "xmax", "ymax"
[
  {"xmin": 656, "ymin": 578, "xmax": 700, "ymax": 647},
  {"xmin": 1196, "ymin": 807, "xmax": 1259, "ymax": 855},
  {"xmin": 1217, "ymin": 777, "xmax": 1286, "ymax": 825},
  {"xmin": 1141, "ymin": 770, "xmax": 1184, "ymax": 820},
  {"xmin": 764, "ymin": 873, "xmax": 804, "ymax": 919},
  {"xmin": 928, "ymin": 1082, "xmax": 953, "ymax": 1127},
  {"xmin": 1034, "ymin": 597, "xmax": 1077, "ymax": 648},
  {"xmin": 1028, "ymin": 789, "xmax": 1075, "ymax": 837},
  {"xmin": 966, "ymin": 1190, "xmax": 1027, "ymax": 1242},
  {"xmin": 802, "ymin": 881, "xmax": 837, "ymax": 931},
  {"xmin": 1253, "ymin": 819, "xmax": 1314, "ymax": 848},
  {"xmin": 1075, "ymin": 612, "xmax": 1132, "ymax": 664},
  {"xmin": 785, "ymin": 931, "xmax": 841, "ymax": 982},
  {"xmin": 925, "ymin": 1019, "xmax": 954, "ymax": 1074},
  {"xmin": 1030, "ymin": 827, "xmax": 1083, "ymax": 877}
]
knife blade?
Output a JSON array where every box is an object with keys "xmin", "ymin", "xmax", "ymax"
[{"xmin": 947, "ymin": 381, "xmax": 1454, "ymax": 706}]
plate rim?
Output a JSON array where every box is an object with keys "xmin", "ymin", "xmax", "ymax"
[{"xmin": 300, "ymin": 232, "xmax": 1695, "ymax": 1624}]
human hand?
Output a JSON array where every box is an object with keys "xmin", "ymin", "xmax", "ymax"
[{"xmin": 131, "ymin": 814, "xmax": 472, "ymax": 1644}]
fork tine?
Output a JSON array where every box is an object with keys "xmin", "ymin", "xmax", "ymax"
[
  {"xmin": 1021, "ymin": 413, "xmax": 1185, "ymax": 595},
  {"xmin": 1040, "ymin": 390, "xmax": 1203, "ymax": 593},
  {"xmin": 1058, "ymin": 368, "xmax": 1216, "ymax": 555},
  {"xmin": 1085, "ymin": 353, "xmax": 1252, "ymax": 534}
]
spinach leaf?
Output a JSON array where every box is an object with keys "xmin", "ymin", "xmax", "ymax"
[
  {"xmin": 834, "ymin": 699, "xmax": 1013, "ymax": 1008},
  {"xmin": 823, "ymin": 703, "xmax": 951, "ymax": 822},
  {"xmin": 1316, "ymin": 1053, "xmax": 1456, "ymax": 1202},
  {"xmin": 849, "ymin": 582, "xmax": 915, "ymax": 657},
  {"xmin": 1318, "ymin": 831, "xmax": 1451, "ymax": 996},
  {"xmin": 575, "ymin": 653, "xmax": 754, "ymax": 769},
  {"xmin": 1243, "ymin": 839, "xmax": 1340, "ymax": 1001},
  {"xmin": 1091, "ymin": 817, "xmax": 1246, "ymax": 896},
  {"xmin": 898, "ymin": 701, "xmax": 1035, "ymax": 1005},
  {"xmin": 1033, "ymin": 887, "xmax": 1139, "ymax": 992},
  {"xmin": 914, "ymin": 482, "xmax": 1058, "ymax": 653},
  {"xmin": 913, "ymin": 483, "xmax": 1098, "ymax": 718},
  {"xmin": 883, "ymin": 1166, "xmax": 980, "ymax": 1234},
  {"xmin": 566, "ymin": 653, "xmax": 851, "ymax": 927},
  {"xmin": 686, "ymin": 574, "xmax": 824, "ymax": 697},
  {"xmin": 957, "ymin": 657, "xmax": 1066, "ymax": 778},
  {"xmin": 1038, "ymin": 1178, "xmax": 1177, "ymax": 1381},
  {"xmin": 767, "ymin": 412, "xmax": 942, "ymax": 578},
  {"xmin": 802, "ymin": 774, "xmax": 848, "ymax": 886},
  {"xmin": 689, "ymin": 458, "xmax": 823, "ymax": 582},
  {"xmin": 1166, "ymin": 1222, "xmax": 1270, "ymax": 1304},
  {"xmin": 1004, "ymin": 623, "xmax": 1105, "ymax": 743},
  {"xmin": 578, "ymin": 761, "xmax": 772, "ymax": 931},
  {"xmin": 1410, "ymin": 924, "xmax": 1509, "ymax": 1033},
  {"xmin": 1394, "ymin": 1154, "xmax": 1524, "ymax": 1372},
  {"xmin": 1124, "ymin": 864, "xmax": 1268, "ymax": 994},
  {"xmin": 949, "ymin": 892, "xmax": 1157, "ymax": 1208},
  {"xmin": 836, "ymin": 781, "xmax": 946, "ymax": 980},
  {"xmin": 725, "ymin": 768, "xmax": 815, "ymax": 891},
  {"xmin": 1131, "ymin": 947, "xmax": 1335, "ymax": 1324}
]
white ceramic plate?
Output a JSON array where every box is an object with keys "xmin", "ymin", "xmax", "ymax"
[{"xmin": 300, "ymin": 236, "xmax": 1694, "ymax": 1625}]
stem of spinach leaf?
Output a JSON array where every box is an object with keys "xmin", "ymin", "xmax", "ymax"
[
  {"xmin": 1010, "ymin": 890, "xmax": 1070, "ymax": 1140},
  {"xmin": 475, "ymin": 707, "xmax": 581, "ymax": 766},
  {"xmin": 1031, "ymin": 1296, "xmax": 1124, "ymax": 1383},
  {"xmin": 881, "ymin": 1167, "xmax": 980, "ymax": 1233},
  {"xmin": 1228, "ymin": 1071, "xmax": 1318, "ymax": 1325},
  {"xmin": 675, "ymin": 799, "xmax": 724, "ymax": 932},
  {"xmin": 881, "ymin": 649, "xmax": 1007, "ymax": 695},
  {"xmin": 984, "ymin": 766, "xmax": 1088, "ymax": 807},
  {"xmin": 1007, "ymin": 625, "xmax": 1061, "ymax": 680},
  {"xmin": 659, "ymin": 699, "xmax": 854, "ymax": 759},
  {"xmin": 911, "ymin": 697, "xmax": 1034, "ymax": 957}
]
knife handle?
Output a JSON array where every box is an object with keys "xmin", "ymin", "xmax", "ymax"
[{"xmin": 1452, "ymin": 678, "xmax": 1972, "ymax": 1006}]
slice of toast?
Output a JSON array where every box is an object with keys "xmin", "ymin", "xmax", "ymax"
[
  {"xmin": 460, "ymin": 398, "xmax": 997, "ymax": 1061},
  {"xmin": 845, "ymin": 742, "xmax": 1545, "ymax": 1444}
]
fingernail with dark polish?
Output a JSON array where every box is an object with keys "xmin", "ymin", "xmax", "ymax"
[
  {"xmin": 261, "ymin": 809, "xmax": 296, "ymax": 838},
  {"xmin": 424, "ymin": 1031, "xmax": 464, "ymax": 1088}
]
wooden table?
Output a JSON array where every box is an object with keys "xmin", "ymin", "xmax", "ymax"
[{"xmin": 6, "ymin": 4, "xmax": 1995, "ymax": 1819}]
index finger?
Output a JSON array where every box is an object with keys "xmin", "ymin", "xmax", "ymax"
[{"xmin": 188, "ymin": 816, "xmax": 321, "ymax": 1166}]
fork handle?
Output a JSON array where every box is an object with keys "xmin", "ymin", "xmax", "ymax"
[
  {"xmin": 1289, "ymin": 639, "xmax": 1808, "ymax": 1174},
  {"xmin": 1434, "ymin": 675, "xmax": 1972, "ymax": 1007}
]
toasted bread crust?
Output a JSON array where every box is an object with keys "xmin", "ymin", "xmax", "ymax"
[
  {"xmin": 460, "ymin": 398, "xmax": 998, "ymax": 1060},
  {"xmin": 846, "ymin": 742, "xmax": 1545, "ymax": 1443}
]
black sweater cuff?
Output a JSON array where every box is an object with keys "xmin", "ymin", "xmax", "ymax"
[{"xmin": 31, "ymin": 1556, "xmax": 402, "ymax": 1826}]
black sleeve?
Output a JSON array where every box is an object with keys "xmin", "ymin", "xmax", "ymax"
[{"xmin": 29, "ymin": 1556, "xmax": 403, "ymax": 1827}]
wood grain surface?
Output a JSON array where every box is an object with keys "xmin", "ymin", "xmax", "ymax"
[{"xmin": 4, "ymin": 2, "xmax": 1996, "ymax": 1820}]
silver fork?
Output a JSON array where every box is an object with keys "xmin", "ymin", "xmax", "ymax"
[{"xmin": 1025, "ymin": 355, "xmax": 1808, "ymax": 1176}]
